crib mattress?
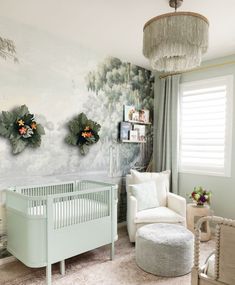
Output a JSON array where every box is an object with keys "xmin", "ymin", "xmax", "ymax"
[{"xmin": 29, "ymin": 198, "xmax": 109, "ymax": 227}]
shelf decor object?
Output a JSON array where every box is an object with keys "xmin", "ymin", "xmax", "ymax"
[
  {"xmin": 120, "ymin": 105, "xmax": 151, "ymax": 143},
  {"xmin": 65, "ymin": 112, "xmax": 101, "ymax": 155},
  {"xmin": 143, "ymin": 0, "xmax": 209, "ymax": 72},
  {"xmin": 0, "ymin": 105, "xmax": 45, "ymax": 154}
]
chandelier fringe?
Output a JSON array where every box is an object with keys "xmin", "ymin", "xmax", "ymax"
[{"xmin": 143, "ymin": 13, "xmax": 209, "ymax": 72}]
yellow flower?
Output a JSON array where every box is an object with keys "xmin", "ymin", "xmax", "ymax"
[
  {"xmin": 17, "ymin": 119, "xmax": 25, "ymax": 126},
  {"xmin": 84, "ymin": 126, "xmax": 90, "ymax": 131}
]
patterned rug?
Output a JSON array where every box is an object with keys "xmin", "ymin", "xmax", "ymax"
[{"xmin": 0, "ymin": 225, "xmax": 214, "ymax": 285}]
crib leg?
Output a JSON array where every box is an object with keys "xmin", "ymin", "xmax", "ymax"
[
  {"xmin": 60, "ymin": 260, "xmax": 65, "ymax": 275},
  {"xmin": 110, "ymin": 242, "xmax": 114, "ymax": 260},
  {"xmin": 46, "ymin": 264, "xmax": 52, "ymax": 285}
]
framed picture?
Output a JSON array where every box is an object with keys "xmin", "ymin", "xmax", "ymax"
[
  {"xmin": 133, "ymin": 124, "xmax": 146, "ymax": 141},
  {"xmin": 129, "ymin": 130, "xmax": 138, "ymax": 141},
  {"xmin": 119, "ymin": 122, "xmax": 132, "ymax": 140},
  {"xmin": 139, "ymin": 109, "xmax": 150, "ymax": 123},
  {"xmin": 132, "ymin": 111, "xmax": 140, "ymax": 122},
  {"xmin": 124, "ymin": 105, "xmax": 135, "ymax": 122}
]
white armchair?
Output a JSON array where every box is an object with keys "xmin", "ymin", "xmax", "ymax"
[{"xmin": 126, "ymin": 170, "xmax": 186, "ymax": 242}]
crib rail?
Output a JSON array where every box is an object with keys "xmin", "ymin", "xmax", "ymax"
[
  {"xmin": 10, "ymin": 181, "xmax": 76, "ymax": 197},
  {"xmin": 6, "ymin": 181, "xmax": 117, "ymax": 228},
  {"xmin": 53, "ymin": 188, "xmax": 111, "ymax": 229}
]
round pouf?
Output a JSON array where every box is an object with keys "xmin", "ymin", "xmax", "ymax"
[{"xmin": 136, "ymin": 223, "xmax": 194, "ymax": 277}]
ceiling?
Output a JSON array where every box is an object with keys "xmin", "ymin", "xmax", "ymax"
[{"xmin": 0, "ymin": 0, "xmax": 235, "ymax": 68}]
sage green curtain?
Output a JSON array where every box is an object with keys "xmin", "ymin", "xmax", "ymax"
[{"xmin": 155, "ymin": 74, "xmax": 181, "ymax": 194}]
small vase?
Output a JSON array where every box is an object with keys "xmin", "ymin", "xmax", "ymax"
[{"xmin": 196, "ymin": 202, "xmax": 205, "ymax": 207}]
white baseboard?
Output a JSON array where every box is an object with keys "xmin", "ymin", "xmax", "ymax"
[{"xmin": 0, "ymin": 255, "xmax": 16, "ymax": 266}]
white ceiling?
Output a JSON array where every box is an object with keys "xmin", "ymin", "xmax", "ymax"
[{"xmin": 0, "ymin": 0, "xmax": 235, "ymax": 68}]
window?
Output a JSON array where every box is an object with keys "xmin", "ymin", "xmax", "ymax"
[{"xmin": 179, "ymin": 75, "xmax": 233, "ymax": 176}]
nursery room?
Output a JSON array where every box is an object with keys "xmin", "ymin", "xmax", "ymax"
[{"xmin": 0, "ymin": 0, "xmax": 235, "ymax": 284}]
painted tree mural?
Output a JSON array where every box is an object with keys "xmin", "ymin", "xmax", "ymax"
[{"xmin": 84, "ymin": 57, "xmax": 154, "ymax": 175}]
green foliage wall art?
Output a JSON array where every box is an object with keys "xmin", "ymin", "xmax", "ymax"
[
  {"xmin": 0, "ymin": 105, "xmax": 45, "ymax": 154},
  {"xmin": 65, "ymin": 113, "xmax": 101, "ymax": 155}
]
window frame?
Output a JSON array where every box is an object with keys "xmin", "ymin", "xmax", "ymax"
[{"xmin": 179, "ymin": 75, "xmax": 233, "ymax": 177}]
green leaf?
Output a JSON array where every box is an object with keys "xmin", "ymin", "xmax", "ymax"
[
  {"xmin": 79, "ymin": 113, "xmax": 88, "ymax": 126},
  {"xmin": 0, "ymin": 125, "xmax": 11, "ymax": 138},
  {"xmin": 17, "ymin": 105, "xmax": 29, "ymax": 117},
  {"xmin": 10, "ymin": 138, "xmax": 27, "ymax": 154},
  {"xmin": 29, "ymin": 136, "xmax": 41, "ymax": 148},
  {"xmin": 36, "ymin": 124, "xmax": 45, "ymax": 135},
  {"xmin": 69, "ymin": 120, "xmax": 81, "ymax": 134},
  {"xmin": 65, "ymin": 135, "xmax": 77, "ymax": 146},
  {"xmin": 1, "ymin": 111, "xmax": 15, "ymax": 124},
  {"xmin": 79, "ymin": 144, "xmax": 89, "ymax": 155}
]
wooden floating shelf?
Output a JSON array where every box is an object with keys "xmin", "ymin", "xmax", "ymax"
[
  {"xmin": 125, "ymin": 120, "xmax": 151, "ymax": 125},
  {"xmin": 121, "ymin": 139, "xmax": 146, "ymax": 143}
]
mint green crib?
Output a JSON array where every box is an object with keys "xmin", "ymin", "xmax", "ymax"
[{"xmin": 6, "ymin": 180, "xmax": 118, "ymax": 285}]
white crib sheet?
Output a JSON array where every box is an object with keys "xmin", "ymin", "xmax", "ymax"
[{"xmin": 29, "ymin": 198, "xmax": 109, "ymax": 226}]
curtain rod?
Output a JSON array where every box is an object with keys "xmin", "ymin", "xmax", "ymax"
[{"xmin": 159, "ymin": 60, "xmax": 235, "ymax": 79}]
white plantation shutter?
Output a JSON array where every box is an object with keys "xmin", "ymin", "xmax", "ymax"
[{"xmin": 179, "ymin": 75, "xmax": 233, "ymax": 176}]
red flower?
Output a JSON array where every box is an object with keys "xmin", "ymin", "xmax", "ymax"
[
  {"xmin": 19, "ymin": 127, "xmax": 27, "ymax": 135},
  {"xmin": 81, "ymin": 131, "xmax": 92, "ymax": 138}
]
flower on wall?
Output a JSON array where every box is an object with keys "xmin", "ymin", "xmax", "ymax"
[
  {"xmin": 0, "ymin": 105, "xmax": 45, "ymax": 154},
  {"xmin": 65, "ymin": 113, "xmax": 101, "ymax": 155}
]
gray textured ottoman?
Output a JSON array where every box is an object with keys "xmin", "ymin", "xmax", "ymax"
[{"xmin": 136, "ymin": 223, "xmax": 194, "ymax": 277}]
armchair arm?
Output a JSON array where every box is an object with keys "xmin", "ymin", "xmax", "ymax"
[
  {"xmin": 127, "ymin": 195, "xmax": 138, "ymax": 242},
  {"xmin": 168, "ymin": 192, "xmax": 186, "ymax": 219}
]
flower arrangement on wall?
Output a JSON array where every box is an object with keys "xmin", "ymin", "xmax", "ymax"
[
  {"xmin": 0, "ymin": 105, "xmax": 45, "ymax": 154},
  {"xmin": 65, "ymin": 113, "xmax": 101, "ymax": 155}
]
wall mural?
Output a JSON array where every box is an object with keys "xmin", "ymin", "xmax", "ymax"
[{"xmin": 0, "ymin": 17, "xmax": 154, "ymax": 259}]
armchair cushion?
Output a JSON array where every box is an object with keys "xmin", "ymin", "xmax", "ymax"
[
  {"xmin": 130, "ymin": 169, "xmax": 170, "ymax": 206},
  {"xmin": 135, "ymin": 206, "xmax": 185, "ymax": 224},
  {"xmin": 168, "ymin": 192, "xmax": 186, "ymax": 219},
  {"xmin": 131, "ymin": 181, "xmax": 159, "ymax": 211},
  {"xmin": 204, "ymin": 252, "xmax": 215, "ymax": 278}
]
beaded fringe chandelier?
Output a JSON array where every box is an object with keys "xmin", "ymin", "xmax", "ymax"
[{"xmin": 143, "ymin": 0, "xmax": 209, "ymax": 72}]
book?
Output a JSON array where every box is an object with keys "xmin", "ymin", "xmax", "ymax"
[
  {"xmin": 133, "ymin": 124, "xmax": 146, "ymax": 141},
  {"xmin": 129, "ymin": 130, "xmax": 138, "ymax": 141},
  {"xmin": 119, "ymin": 122, "xmax": 132, "ymax": 140}
]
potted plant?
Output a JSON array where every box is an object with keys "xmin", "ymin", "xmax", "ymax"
[{"xmin": 189, "ymin": 186, "xmax": 212, "ymax": 206}]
